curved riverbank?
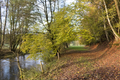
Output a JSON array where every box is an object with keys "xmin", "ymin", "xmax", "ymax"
[{"xmin": 0, "ymin": 49, "xmax": 28, "ymax": 59}]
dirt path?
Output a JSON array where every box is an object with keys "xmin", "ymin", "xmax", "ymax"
[{"xmin": 46, "ymin": 41, "xmax": 120, "ymax": 80}]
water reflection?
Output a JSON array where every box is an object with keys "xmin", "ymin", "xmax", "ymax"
[{"xmin": 0, "ymin": 54, "xmax": 41, "ymax": 80}]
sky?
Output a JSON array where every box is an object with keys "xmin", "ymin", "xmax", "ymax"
[{"xmin": 66, "ymin": 0, "xmax": 76, "ymax": 4}]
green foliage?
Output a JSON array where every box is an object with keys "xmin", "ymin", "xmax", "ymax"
[
  {"xmin": 20, "ymin": 0, "xmax": 120, "ymax": 64},
  {"xmin": 79, "ymin": 29, "xmax": 96, "ymax": 45},
  {"xmin": 114, "ymin": 22, "xmax": 120, "ymax": 28},
  {"xmin": 21, "ymin": 4, "xmax": 79, "ymax": 62},
  {"xmin": 78, "ymin": 0, "xmax": 118, "ymax": 44},
  {"xmin": 108, "ymin": 5, "xmax": 117, "ymax": 20},
  {"xmin": 21, "ymin": 33, "xmax": 55, "ymax": 61},
  {"xmin": 51, "ymin": 7, "xmax": 77, "ymax": 45}
]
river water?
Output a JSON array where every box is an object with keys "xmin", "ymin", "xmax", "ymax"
[{"xmin": 0, "ymin": 54, "xmax": 42, "ymax": 80}]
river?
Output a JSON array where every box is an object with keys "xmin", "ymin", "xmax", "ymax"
[{"xmin": 0, "ymin": 54, "xmax": 42, "ymax": 80}]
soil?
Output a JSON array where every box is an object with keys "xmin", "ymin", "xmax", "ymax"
[{"xmin": 47, "ymin": 41, "xmax": 120, "ymax": 80}]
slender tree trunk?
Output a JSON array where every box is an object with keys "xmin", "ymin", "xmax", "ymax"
[
  {"xmin": 0, "ymin": 6, "xmax": 2, "ymax": 45},
  {"xmin": 1, "ymin": 0, "xmax": 8, "ymax": 49},
  {"xmin": 57, "ymin": 52, "xmax": 60, "ymax": 60},
  {"xmin": 57, "ymin": 0, "xmax": 59, "ymax": 11},
  {"xmin": 65, "ymin": 43, "xmax": 68, "ymax": 48},
  {"xmin": 17, "ymin": 53, "xmax": 23, "ymax": 79},
  {"xmin": 102, "ymin": 11, "xmax": 109, "ymax": 41},
  {"xmin": 64, "ymin": 0, "xmax": 66, "ymax": 7},
  {"xmin": 103, "ymin": 19, "xmax": 109, "ymax": 42},
  {"xmin": 101, "ymin": 2, "xmax": 109, "ymax": 42},
  {"xmin": 40, "ymin": 61, "xmax": 44, "ymax": 73},
  {"xmin": 114, "ymin": 0, "xmax": 120, "ymax": 34},
  {"xmin": 103, "ymin": 0, "xmax": 120, "ymax": 41}
]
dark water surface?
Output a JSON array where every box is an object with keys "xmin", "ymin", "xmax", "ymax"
[{"xmin": 0, "ymin": 54, "xmax": 42, "ymax": 80}]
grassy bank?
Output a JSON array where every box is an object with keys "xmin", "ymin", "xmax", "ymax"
[
  {"xmin": 22, "ymin": 56, "xmax": 94, "ymax": 80},
  {"xmin": 0, "ymin": 49, "xmax": 27, "ymax": 59}
]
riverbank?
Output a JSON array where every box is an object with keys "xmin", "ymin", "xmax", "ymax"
[
  {"xmin": 0, "ymin": 49, "xmax": 26, "ymax": 59},
  {"xmin": 22, "ymin": 41, "xmax": 120, "ymax": 80}
]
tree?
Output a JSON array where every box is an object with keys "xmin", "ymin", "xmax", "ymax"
[
  {"xmin": 21, "ymin": 0, "xmax": 91, "ymax": 61},
  {"xmin": 0, "ymin": 1, "xmax": 2, "ymax": 45},
  {"xmin": 103, "ymin": 0, "xmax": 120, "ymax": 41},
  {"xmin": 50, "ymin": 6, "xmax": 77, "ymax": 59},
  {"xmin": 114, "ymin": 0, "xmax": 120, "ymax": 34},
  {"xmin": 8, "ymin": 0, "xmax": 38, "ymax": 52},
  {"xmin": 79, "ymin": 0, "xmax": 120, "ymax": 44},
  {"xmin": 21, "ymin": 0, "xmax": 81, "ymax": 61},
  {"xmin": 1, "ymin": 0, "xmax": 8, "ymax": 49},
  {"xmin": 78, "ymin": 1, "xmax": 103, "ymax": 44}
]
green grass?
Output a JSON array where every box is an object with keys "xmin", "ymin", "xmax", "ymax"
[{"xmin": 66, "ymin": 46, "xmax": 89, "ymax": 51}]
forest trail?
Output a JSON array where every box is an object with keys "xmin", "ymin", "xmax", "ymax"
[{"xmin": 47, "ymin": 41, "xmax": 120, "ymax": 80}]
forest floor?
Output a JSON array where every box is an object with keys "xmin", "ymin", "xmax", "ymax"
[{"xmin": 42, "ymin": 41, "xmax": 120, "ymax": 80}]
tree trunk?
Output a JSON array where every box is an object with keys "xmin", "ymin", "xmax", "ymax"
[
  {"xmin": 57, "ymin": 0, "xmax": 59, "ymax": 11},
  {"xmin": 101, "ymin": 3, "xmax": 109, "ymax": 42},
  {"xmin": 65, "ymin": 43, "xmax": 68, "ymax": 48},
  {"xmin": 57, "ymin": 52, "xmax": 60, "ymax": 60},
  {"xmin": 64, "ymin": 0, "xmax": 66, "ymax": 7},
  {"xmin": 114, "ymin": 0, "xmax": 120, "ymax": 34},
  {"xmin": 103, "ymin": 20, "xmax": 109, "ymax": 42},
  {"xmin": 0, "ymin": 6, "xmax": 2, "ymax": 45},
  {"xmin": 103, "ymin": 0, "xmax": 120, "ymax": 41},
  {"xmin": 17, "ymin": 52, "xmax": 23, "ymax": 79},
  {"xmin": 102, "ymin": 15, "xmax": 109, "ymax": 41},
  {"xmin": 40, "ymin": 61, "xmax": 44, "ymax": 73}
]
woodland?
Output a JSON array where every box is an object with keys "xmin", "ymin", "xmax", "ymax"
[{"xmin": 0, "ymin": 0, "xmax": 120, "ymax": 80}]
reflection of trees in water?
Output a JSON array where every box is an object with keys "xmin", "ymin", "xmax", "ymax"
[
  {"xmin": 9, "ymin": 58, "xmax": 19, "ymax": 80},
  {"xmin": 0, "ymin": 54, "xmax": 41, "ymax": 80},
  {"xmin": 0, "ymin": 58, "xmax": 20, "ymax": 80},
  {"xmin": 23, "ymin": 55, "xmax": 25, "ymax": 68},
  {"xmin": 0, "ymin": 59, "xmax": 10, "ymax": 80},
  {"xmin": 17, "ymin": 53, "xmax": 23, "ymax": 80},
  {"xmin": 0, "ymin": 60, "xmax": 2, "ymax": 80}
]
